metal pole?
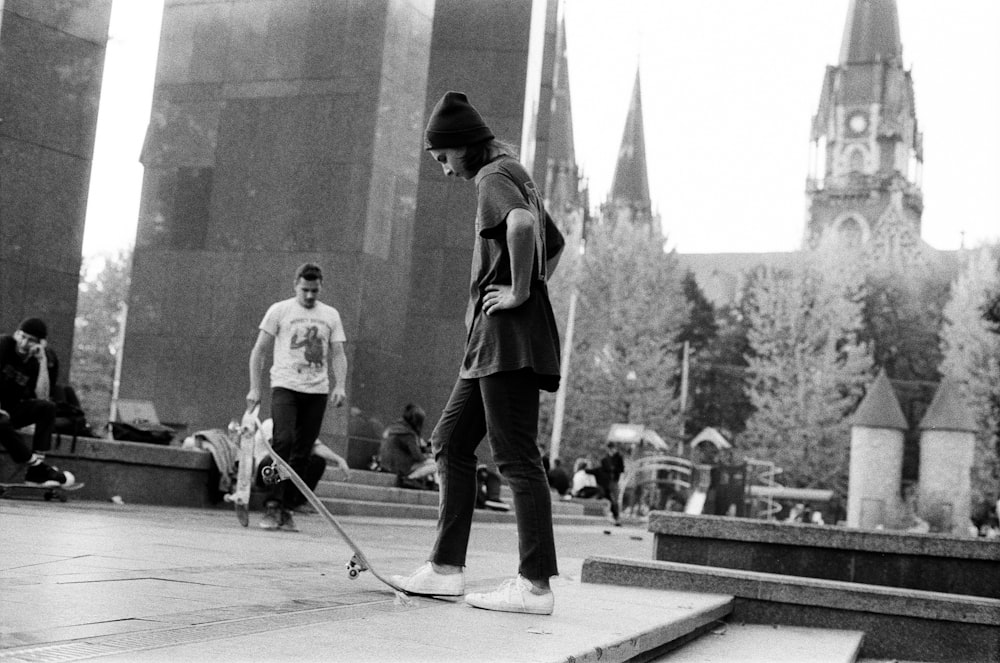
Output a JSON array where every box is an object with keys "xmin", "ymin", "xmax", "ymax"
[
  {"xmin": 678, "ymin": 340, "xmax": 689, "ymax": 455},
  {"xmin": 549, "ymin": 288, "xmax": 578, "ymax": 463}
]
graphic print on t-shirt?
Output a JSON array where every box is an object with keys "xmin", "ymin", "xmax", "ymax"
[{"xmin": 287, "ymin": 320, "xmax": 326, "ymax": 374}]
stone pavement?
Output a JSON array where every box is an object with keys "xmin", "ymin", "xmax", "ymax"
[{"xmin": 0, "ymin": 499, "xmax": 733, "ymax": 662}]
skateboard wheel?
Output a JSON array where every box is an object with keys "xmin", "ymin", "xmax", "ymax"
[
  {"xmin": 261, "ymin": 464, "xmax": 280, "ymax": 485},
  {"xmin": 348, "ymin": 568, "xmax": 359, "ymax": 579}
]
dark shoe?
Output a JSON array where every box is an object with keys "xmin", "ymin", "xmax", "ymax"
[
  {"xmin": 258, "ymin": 501, "xmax": 281, "ymax": 530},
  {"xmin": 25, "ymin": 462, "xmax": 75, "ymax": 488},
  {"xmin": 278, "ymin": 509, "xmax": 299, "ymax": 532}
]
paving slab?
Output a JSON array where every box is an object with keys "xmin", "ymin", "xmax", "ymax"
[{"xmin": 0, "ymin": 500, "xmax": 727, "ymax": 663}]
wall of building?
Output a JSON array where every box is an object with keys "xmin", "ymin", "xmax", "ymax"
[
  {"xmin": 121, "ymin": 0, "xmax": 544, "ymax": 457},
  {"xmin": 0, "ymin": 0, "xmax": 111, "ymax": 369}
]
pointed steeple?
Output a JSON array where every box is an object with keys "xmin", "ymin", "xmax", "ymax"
[
  {"xmin": 918, "ymin": 380, "xmax": 978, "ymax": 433},
  {"xmin": 839, "ymin": 0, "xmax": 903, "ymax": 65},
  {"xmin": 608, "ymin": 68, "xmax": 651, "ymax": 215},
  {"xmin": 850, "ymin": 369, "xmax": 908, "ymax": 430},
  {"xmin": 602, "ymin": 68, "xmax": 656, "ymax": 230},
  {"xmin": 543, "ymin": 10, "xmax": 586, "ymax": 230}
]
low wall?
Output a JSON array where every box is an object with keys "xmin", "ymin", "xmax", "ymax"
[
  {"xmin": 648, "ymin": 512, "xmax": 1000, "ymax": 598},
  {"xmin": 582, "ymin": 557, "xmax": 1000, "ymax": 663},
  {"xmin": 1, "ymin": 434, "xmax": 219, "ymax": 507}
]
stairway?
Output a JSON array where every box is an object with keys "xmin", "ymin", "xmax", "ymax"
[{"xmin": 310, "ymin": 467, "xmax": 613, "ymax": 526}]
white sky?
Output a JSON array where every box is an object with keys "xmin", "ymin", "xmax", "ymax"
[{"xmin": 84, "ymin": 0, "xmax": 1000, "ymax": 256}]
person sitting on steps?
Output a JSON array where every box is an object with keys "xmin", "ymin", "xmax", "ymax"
[
  {"xmin": 0, "ymin": 318, "xmax": 76, "ymax": 487},
  {"xmin": 378, "ymin": 403, "xmax": 436, "ymax": 490}
]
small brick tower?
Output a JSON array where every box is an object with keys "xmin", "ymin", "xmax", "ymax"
[
  {"xmin": 847, "ymin": 369, "xmax": 908, "ymax": 528},
  {"xmin": 917, "ymin": 380, "xmax": 978, "ymax": 534}
]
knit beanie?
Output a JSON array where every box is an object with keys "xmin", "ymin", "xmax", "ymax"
[
  {"xmin": 424, "ymin": 91, "xmax": 494, "ymax": 149},
  {"xmin": 18, "ymin": 317, "xmax": 47, "ymax": 340}
]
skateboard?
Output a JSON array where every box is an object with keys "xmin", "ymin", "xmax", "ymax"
[
  {"xmin": 223, "ymin": 407, "xmax": 257, "ymax": 526},
  {"xmin": 241, "ymin": 409, "xmax": 441, "ymax": 598},
  {"xmin": 0, "ymin": 482, "xmax": 84, "ymax": 502}
]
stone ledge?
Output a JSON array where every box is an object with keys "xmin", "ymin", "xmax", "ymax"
[
  {"xmin": 582, "ymin": 556, "xmax": 1000, "ymax": 663},
  {"xmin": 648, "ymin": 511, "xmax": 999, "ymax": 560},
  {"xmin": 47, "ymin": 435, "xmax": 213, "ymax": 470}
]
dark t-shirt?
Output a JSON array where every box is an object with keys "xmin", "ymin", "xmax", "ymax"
[
  {"xmin": 460, "ymin": 156, "xmax": 565, "ymax": 391},
  {"xmin": 0, "ymin": 334, "xmax": 59, "ymax": 408}
]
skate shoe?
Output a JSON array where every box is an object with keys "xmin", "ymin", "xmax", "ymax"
[
  {"xmin": 465, "ymin": 575, "xmax": 553, "ymax": 615},
  {"xmin": 25, "ymin": 461, "xmax": 75, "ymax": 488},
  {"xmin": 258, "ymin": 502, "xmax": 281, "ymax": 530},
  {"xmin": 390, "ymin": 562, "xmax": 464, "ymax": 596},
  {"xmin": 278, "ymin": 509, "xmax": 298, "ymax": 532}
]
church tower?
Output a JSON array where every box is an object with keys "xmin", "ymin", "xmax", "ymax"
[
  {"xmin": 543, "ymin": 10, "xmax": 588, "ymax": 238},
  {"xmin": 602, "ymin": 68, "xmax": 659, "ymax": 232},
  {"xmin": 805, "ymin": 0, "xmax": 923, "ymax": 257}
]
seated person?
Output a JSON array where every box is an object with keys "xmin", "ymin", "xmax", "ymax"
[
  {"xmin": 0, "ymin": 318, "xmax": 75, "ymax": 487},
  {"xmin": 378, "ymin": 403, "xmax": 436, "ymax": 489},
  {"xmin": 255, "ymin": 418, "xmax": 348, "ymax": 513},
  {"xmin": 476, "ymin": 464, "xmax": 509, "ymax": 511},
  {"xmin": 570, "ymin": 457, "xmax": 604, "ymax": 499},
  {"xmin": 546, "ymin": 458, "xmax": 571, "ymax": 496}
]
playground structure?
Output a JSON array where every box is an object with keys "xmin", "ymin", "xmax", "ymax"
[{"xmin": 614, "ymin": 425, "xmax": 834, "ymax": 522}]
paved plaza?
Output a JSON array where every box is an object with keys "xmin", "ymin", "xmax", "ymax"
[{"xmin": 1, "ymin": 499, "xmax": 714, "ymax": 662}]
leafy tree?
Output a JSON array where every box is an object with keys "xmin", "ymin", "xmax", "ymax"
[
  {"xmin": 740, "ymin": 249, "xmax": 873, "ymax": 495},
  {"xmin": 860, "ymin": 257, "xmax": 954, "ymax": 382},
  {"xmin": 547, "ymin": 223, "xmax": 688, "ymax": 462},
  {"xmin": 685, "ymin": 303, "xmax": 753, "ymax": 440},
  {"xmin": 70, "ymin": 250, "xmax": 132, "ymax": 430},
  {"xmin": 938, "ymin": 245, "xmax": 1000, "ymax": 506}
]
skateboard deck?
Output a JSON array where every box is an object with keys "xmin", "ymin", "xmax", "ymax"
[
  {"xmin": 0, "ymin": 482, "xmax": 84, "ymax": 502},
  {"xmin": 242, "ymin": 410, "xmax": 444, "ymax": 598},
  {"xmin": 223, "ymin": 408, "xmax": 257, "ymax": 526}
]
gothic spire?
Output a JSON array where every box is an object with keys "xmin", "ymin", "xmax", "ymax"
[
  {"xmin": 838, "ymin": 0, "xmax": 903, "ymax": 65},
  {"xmin": 605, "ymin": 68, "xmax": 653, "ymax": 227}
]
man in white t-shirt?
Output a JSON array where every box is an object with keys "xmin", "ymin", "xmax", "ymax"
[{"xmin": 247, "ymin": 263, "xmax": 347, "ymax": 531}]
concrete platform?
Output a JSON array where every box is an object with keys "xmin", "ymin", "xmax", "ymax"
[
  {"xmin": 1, "ymin": 500, "xmax": 728, "ymax": 663},
  {"xmin": 659, "ymin": 623, "xmax": 864, "ymax": 663},
  {"xmin": 583, "ymin": 556, "xmax": 1000, "ymax": 662}
]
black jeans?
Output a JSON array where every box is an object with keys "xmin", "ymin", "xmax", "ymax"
[
  {"xmin": 268, "ymin": 387, "xmax": 327, "ymax": 509},
  {"xmin": 430, "ymin": 370, "xmax": 558, "ymax": 581},
  {"xmin": 0, "ymin": 398, "xmax": 55, "ymax": 461}
]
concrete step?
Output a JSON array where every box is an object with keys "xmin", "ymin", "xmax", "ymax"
[
  {"xmin": 318, "ymin": 496, "xmax": 610, "ymax": 526},
  {"xmin": 581, "ymin": 556, "xmax": 1000, "ymax": 663},
  {"xmin": 655, "ymin": 623, "xmax": 864, "ymax": 662},
  {"xmin": 316, "ymin": 480, "xmax": 588, "ymax": 515},
  {"xmin": 320, "ymin": 467, "xmax": 398, "ymax": 487}
]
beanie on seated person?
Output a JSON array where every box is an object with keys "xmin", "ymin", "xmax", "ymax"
[
  {"xmin": 424, "ymin": 91, "xmax": 494, "ymax": 149},
  {"xmin": 18, "ymin": 317, "xmax": 47, "ymax": 340}
]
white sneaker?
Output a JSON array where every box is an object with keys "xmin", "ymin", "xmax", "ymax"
[
  {"xmin": 465, "ymin": 575, "xmax": 554, "ymax": 615},
  {"xmin": 390, "ymin": 562, "xmax": 465, "ymax": 596}
]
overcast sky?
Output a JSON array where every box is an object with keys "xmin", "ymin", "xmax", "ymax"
[
  {"xmin": 564, "ymin": 0, "xmax": 1000, "ymax": 253},
  {"xmin": 84, "ymin": 0, "xmax": 1000, "ymax": 256}
]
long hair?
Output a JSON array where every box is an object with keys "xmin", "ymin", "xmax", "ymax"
[
  {"xmin": 462, "ymin": 138, "xmax": 519, "ymax": 176},
  {"xmin": 402, "ymin": 403, "xmax": 425, "ymax": 435}
]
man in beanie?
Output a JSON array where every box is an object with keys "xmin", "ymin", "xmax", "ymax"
[
  {"xmin": 392, "ymin": 91, "xmax": 565, "ymax": 615},
  {"xmin": 0, "ymin": 317, "xmax": 76, "ymax": 486}
]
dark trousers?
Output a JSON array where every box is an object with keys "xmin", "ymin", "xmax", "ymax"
[
  {"xmin": 430, "ymin": 370, "xmax": 558, "ymax": 581},
  {"xmin": 606, "ymin": 479, "xmax": 621, "ymax": 520},
  {"xmin": 0, "ymin": 399, "xmax": 55, "ymax": 462},
  {"xmin": 268, "ymin": 387, "xmax": 327, "ymax": 509}
]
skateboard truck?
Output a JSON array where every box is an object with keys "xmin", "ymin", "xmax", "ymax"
[
  {"xmin": 346, "ymin": 554, "xmax": 369, "ymax": 579},
  {"xmin": 260, "ymin": 462, "xmax": 289, "ymax": 485}
]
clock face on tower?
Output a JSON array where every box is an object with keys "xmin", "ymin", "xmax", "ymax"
[{"xmin": 847, "ymin": 111, "xmax": 869, "ymax": 134}]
